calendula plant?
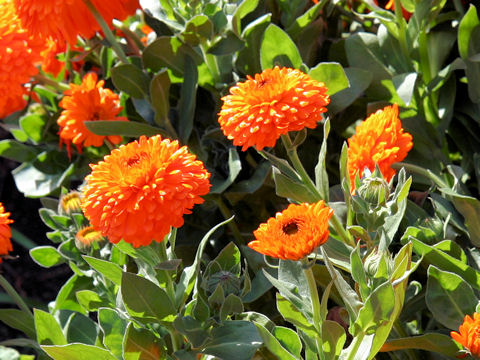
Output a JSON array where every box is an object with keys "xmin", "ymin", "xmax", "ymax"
[{"xmin": 1, "ymin": 0, "xmax": 480, "ymax": 359}]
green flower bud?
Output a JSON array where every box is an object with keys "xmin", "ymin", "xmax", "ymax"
[
  {"xmin": 206, "ymin": 270, "xmax": 242, "ymax": 296},
  {"xmin": 357, "ymin": 177, "xmax": 390, "ymax": 208}
]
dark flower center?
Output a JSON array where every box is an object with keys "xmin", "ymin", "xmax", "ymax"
[
  {"xmin": 126, "ymin": 152, "xmax": 147, "ymax": 167},
  {"xmin": 258, "ymin": 78, "xmax": 270, "ymax": 87},
  {"xmin": 282, "ymin": 220, "xmax": 299, "ymax": 235},
  {"xmin": 91, "ymin": 111, "xmax": 101, "ymax": 120}
]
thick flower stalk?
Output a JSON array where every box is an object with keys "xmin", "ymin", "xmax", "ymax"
[
  {"xmin": 218, "ymin": 66, "xmax": 330, "ymax": 151},
  {"xmin": 451, "ymin": 312, "xmax": 480, "ymax": 357},
  {"xmin": 248, "ymin": 201, "xmax": 333, "ymax": 261},
  {"xmin": 347, "ymin": 104, "xmax": 413, "ymax": 190},
  {"xmin": 57, "ymin": 72, "xmax": 128, "ymax": 157},
  {"xmin": 0, "ymin": 0, "xmax": 43, "ymax": 118},
  {"xmin": 81, "ymin": 135, "xmax": 211, "ymax": 247},
  {"xmin": 13, "ymin": 0, "xmax": 139, "ymax": 44},
  {"xmin": 0, "ymin": 203, "xmax": 14, "ymax": 262}
]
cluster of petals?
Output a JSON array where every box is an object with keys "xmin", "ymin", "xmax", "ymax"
[
  {"xmin": 13, "ymin": 0, "xmax": 139, "ymax": 44},
  {"xmin": 218, "ymin": 66, "xmax": 330, "ymax": 151},
  {"xmin": 57, "ymin": 72, "xmax": 128, "ymax": 157},
  {"xmin": 0, "ymin": 0, "xmax": 43, "ymax": 118},
  {"xmin": 347, "ymin": 104, "xmax": 413, "ymax": 190},
  {"xmin": 81, "ymin": 135, "xmax": 211, "ymax": 247},
  {"xmin": 0, "ymin": 203, "xmax": 14, "ymax": 262},
  {"xmin": 249, "ymin": 201, "xmax": 333, "ymax": 261},
  {"xmin": 40, "ymin": 37, "xmax": 83, "ymax": 78},
  {"xmin": 451, "ymin": 312, "xmax": 480, "ymax": 357}
]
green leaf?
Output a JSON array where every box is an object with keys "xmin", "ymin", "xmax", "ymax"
[
  {"xmin": 309, "ymin": 63, "xmax": 349, "ymax": 96},
  {"xmin": 426, "ymin": 265, "xmax": 477, "ymax": 329},
  {"xmin": 121, "ymin": 272, "xmax": 176, "ymax": 323},
  {"xmin": 123, "ymin": 322, "xmax": 165, "ymax": 360},
  {"xmin": 19, "ymin": 114, "xmax": 47, "ymax": 143},
  {"xmin": 178, "ymin": 55, "xmax": 197, "ymax": 143},
  {"xmin": 314, "ymin": 118, "xmax": 330, "ymax": 201},
  {"xmin": 458, "ymin": 5, "xmax": 479, "ymax": 59},
  {"xmin": 260, "ymin": 24, "xmax": 302, "ymax": 69},
  {"xmin": 273, "ymin": 326, "xmax": 302, "ymax": 358},
  {"xmin": 34, "ymin": 309, "xmax": 66, "ymax": 346},
  {"xmin": 258, "ymin": 151, "xmax": 300, "ymax": 181},
  {"xmin": 392, "ymin": 73, "xmax": 417, "ymax": 106},
  {"xmin": 53, "ymin": 275, "xmax": 91, "ymax": 314},
  {"xmin": 0, "ymin": 140, "xmax": 38, "ymax": 162},
  {"xmin": 322, "ymin": 320, "xmax": 346, "ymax": 359},
  {"xmin": 41, "ymin": 344, "xmax": 117, "ymax": 360},
  {"xmin": 150, "ymin": 70, "xmax": 171, "ymax": 127},
  {"xmin": 272, "ymin": 167, "xmax": 317, "ymax": 203},
  {"xmin": 329, "ymin": 68, "xmax": 373, "ymax": 114},
  {"xmin": 254, "ymin": 323, "xmax": 298, "ymax": 360},
  {"xmin": 286, "ymin": 0, "xmax": 327, "ymax": 39},
  {"xmin": 84, "ymin": 120, "xmax": 165, "ymax": 138},
  {"xmin": 207, "ymin": 31, "xmax": 245, "ymax": 56},
  {"xmin": 214, "ymin": 242, "xmax": 241, "ymax": 272},
  {"xmin": 64, "ymin": 313, "xmax": 98, "ymax": 345},
  {"xmin": 211, "ymin": 148, "xmax": 242, "ymax": 194},
  {"xmin": 276, "ymin": 293, "xmax": 316, "ymax": 335},
  {"xmin": 83, "ymin": 256, "xmax": 123, "ymax": 286},
  {"xmin": 381, "ymin": 333, "xmax": 462, "ymax": 358},
  {"xmin": 111, "ymin": 64, "xmax": 150, "ymax": 99},
  {"xmin": 0, "ymin": 309, "xmax": 35, "ymax": 339},
  {"xmin": 29, "ymin": 246, "xmax": 64, "ymax": 268},
  {"xmin": 98, "ymin": 308, "xmax": 127, "ymax": 359},
  {"xmin": 201, "ymin": 321, "xmax": 262, "ymax": 360},
  {"xmin": 76, "ymin": 290, "xmax": 110, "ymax": 312},
  {"xmin": 232, "ymin": 0, "xmax": 260, "ymax": 34},
  {"xmin": 182, "ymin": 15, "xmax": 213, "ymax": 45},
  {"xmin": 220, "ymin": 294, "xmax": 244, "ymax": 322}
]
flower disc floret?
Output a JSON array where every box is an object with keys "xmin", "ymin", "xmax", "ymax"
[
  {"xmin": 57, "ymin": 72, "xmax": 128, "ymax": 156},
  {"xmin": 248, "ymin": 201, "xmax": 333, "ymax": 261},
  {"xmin": 81, "ymin": 135, "xmax": 211, "ymax": 247},
  {"xmin": 0, "ymin": 203, "xmax": 14, "ymax": 262},
  {"xmin": 451, "ymin": 312, "xmax": 480, "ymax": 357},
  {"xmin": 347, "ymin": 104, "xmax": 413, "ymax": 190},
  {"xmin": 218, "ymin": 66, "xmax": 330, "ymax": 151}
]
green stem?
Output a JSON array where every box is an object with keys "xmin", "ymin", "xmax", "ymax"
[
  {"xmin": 346, "ymin": 331, "xmax": 365, "ymax": 360},
  {"xmin": 281, "ymin": 135, "xmax": 354, "ymax": 247},
  {"xmin": 393, "ymin": 0, "xmax": 411, "ymax": 69},
  {"xmin": 302, "ymin": 261, "xmax": 323, "ymax": 356},
  {"xmin": 83, "ymin": 0, "xmax": 129, "ymax": 64},
  {"xmin": 392, "ymin": 162, "xmax": 447, "ymax": 188},
  {"xmin": 0, "ymin": 274, "xmax": 33, "ymax": 318},
  {"xmin": 33, "ymin": 74, "xmax": 70, "ymax": 92},
  {"xmin": 158, "ymin": 240, "xmax": 176, "ymax": 302}
]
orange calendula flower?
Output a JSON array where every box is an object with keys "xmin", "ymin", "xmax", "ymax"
[
  {"xmin": 75, "ymin": 226, "xmax": 103, "ymax": 248},
  {"xmin": 0, "ymin": 203, "xmax": 14, "ymax": 262},
  {"xmin": 40, "ymin": 37, "xmax": 83, "ymax": 78},
  {"xmin": 14, "ymin": 0, "xmax": 139, "ymax": 44},
  {"xmin": 218, "ymin": 66, "xmax": 330, "ymax": 151},
  {"xmin": 347, "ymin": 104, "xmax": 413, "ymax": 190},
  {"xmin": 57, "ymin": 72, "xmax": 128, "ymax": 157},
  {"xmin": 248, "ymin": 201, "xmax": 333, "ymax": 261},
  {"xmin": 0, "ymin": 0, "xmax": 42, "ymax": 118},
  {"xmin": 451, "ymin": 313, "xmax": 480, "ymax": 357},
  {"xmin": 81, "ymin": 135, "xmax": 211, "ymax": 247}
]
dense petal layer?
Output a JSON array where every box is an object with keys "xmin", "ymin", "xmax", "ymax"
[
  {"xmin": 451, "ymin": 313, "xmax": 480, "ymax": 357},
  {"xmin": 248, "ymin": 201, "xmax": 333, "ymax": 261},
  {"xmin": 0, "ymin": 203, "xmax": 14, "ymax": 262},
  {"xmin": 218, "ymin": 66, "xmax": 330, "ymax": 151},
  {"xmin": 82, "ymin": 135, "xmax": 211, "ymax": 247}
]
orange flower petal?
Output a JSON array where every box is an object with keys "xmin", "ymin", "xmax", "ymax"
[
  {"xmin": 451, "ymin": 313, "xmax": 480, "ymax": 357},
  {"xmin": 347, "ymin": 104, "xmax": 413, "ymax": 190},
  {"xmin": 0, "ymin": 203, "xmax": 14, "ymax": 262},
  {"xmin": 81, "ymin": 135, "xmax": 211, "ymax": 247},
  {"xmin": 218, "ymin": 66, "xmax": 330, "ymax": 151},
  {"xmin": 249, "ymin": 201, "xmax": 333, "ymax": 261}
]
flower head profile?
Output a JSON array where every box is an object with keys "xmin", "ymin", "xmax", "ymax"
[
  {"xmin": 218, "ymin": 66, "xmax": 330, "ymax": 151},
  {"xmin": 75, "ymin": 226, "xmax": 103, "ymax": 249},
  {"xmin": 57, "ymin": 72, "xmax": 128, "ymax": 157},
  {"xmin": 81, "ymin": 135, "xmax": 211, "ymax": 247},
  {"xmin": 0, "ymin": 203, "xmax": 14, "ymax": 262},
  {"xmin": 248, "ymin": 201, "xmax": 333, "ymax": 261},
  {"xmin": 14, "ymin": 0, "xmax": 139, "ymax": 44},
  {"xmin": 347, "ymin": 104, "xmax": 413, "ymax": 190},
  {"xmin": 451, "ymin": 312, "xmax": 480, "ymax": 357},
  {"xmin": 0, "ymin": 0, "xmax": 42, "ymax": 118}
]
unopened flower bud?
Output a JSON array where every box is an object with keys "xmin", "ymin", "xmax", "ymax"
[
  {"xmin": 59, "ymin": 191, "xmax": 82, "ymax": 214},
  {"xmin": 75, "ymin": 226, "xmax": 103, "ymax": 250},
  {"xmin": 357, "ymin": 177, "xmax": 390, "ymax": 208}
]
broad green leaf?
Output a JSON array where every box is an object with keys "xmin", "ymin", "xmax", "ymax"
[
  {"xmin": 286, "ymin": 0, "xmax": 328, "ymax": 39},
  {"xmin": 210, "ymin": 148, "xmax": 242, "ymax": 194},
  {"xmin": 254, "ymin": 323, "xmax": 298, "ymax": 360},
  {"xmin": 30, "ymin": 246, "xmax": 64, "ymax": 268},
  {"xmin": 309, "ymin": 63, "xmax": 349, "ymax": 96},
  {"xmin": 41, "ymin": 344, "xmax": 117, "ymax": 360},
  {"xmin": 53, "ymin": 275, "xmax": 91, "ymax": 314},
  {"xmin": 0, "ymin": 309, "xmax": 35, "ymax": 339},
  {"xmin": 0, "ymin": 140, "xmax": 38, "ymax": 163},
  {"xmin": 458, "ymin": 5, "xmax": 479, "ymax": 59},
  {"xmin": 258, "ymin": 151, "xmax": 300, "ymax": 181},
  {"xmin": 207, "ymin": 31, "xmax": 245, "ymax": 56},
  {"xmin": 111, "ymin": 64, "xmax": 150, "ymax": 99},
  {"xmin": 392, "ymin": 73, "xmax": 417, "ymax": 106},
  {"xmin": 260, "ymin": 24, "xmax": 302, "ymax": 69},
  {"xmin": 83, "ymin": 256, "xmax": 123, "ymax": 286},
  {"xmin": 213, "ymin": 242, "xmax": 241, "ymax": 273},
  {"xmin": 98, "ymin": 308, "xmax": 127, "ymax": 359},
  {"xmin": 84, "ymin": 120, "xmax": 165, "ymax": 138},
  {"xmin": 426, "ymin": 265, "xmax": 477, "ymax": 329},
  {"xmin": 121, "ymin": 272, "xmax": 176, "ymax": 323},
  {"xmin": 76, "ymin": 290, "xmax": 111, "ymax": 312},
  {"xmin": 201, "ymin": 321, "xmax": 262, "ymax": 360},
  {"xmin": 272, "ymin": 167, "xmax": 318, "ymax": 203},
  {"xmin": 34, "ymin": 309, "xmax": 66, "ymax": 346},
  {"xmin": 220, "ymin": 294, "xmax": 244, "ymax": 322},
  {"xmin": 150, "ymin": 70, "xmax": 171, "ymax": 127},
  {"xmin": 123, "ymin": 323, "xmax": 165, "ymax": 360},
  {"xmin": 380, "ymin": 333, "xmax": 462, "ymax": 357},
  {"xmin": 273, "ymin": 326, "xmax": 302, "ymax": 358},
  {"xmin": 232, "ymin": 0, "xmax": 260, "ymax": 34},
  {"xmin": 182, "ymin": 15, "xmax": 213, "ymax": 45},
  {"xmin": 322, "ymin": 320, "xmax": 346, "ymax": 359},
  {"xmin": 64, "ymin": 313, "xmax": 98, "ymax": 345},
  {"xmin": 173, "ymin": 316, "xmax": 209, "ymax": 348},
  {"xmin": 177, "ymin": 55, "xmax": 197, "ymax": 143},
  {"xmin": 350, "ymin": 246, "xmax": 369, "ymax": 301},
  {"xmin": 19, "ymin": 114, "xmax": 47, "ymax": 143},
  {"xmin": 329, "ymin": 68, "xmax": 372, "ymax": 114},
  {"xmin": 276, "ymin": 294, "xmax": 316, "ymax": 335}
]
